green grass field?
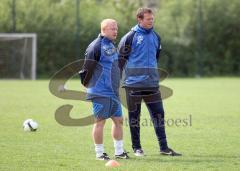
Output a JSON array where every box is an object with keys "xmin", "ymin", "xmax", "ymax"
[{"xmin": 1, "ymin": 78, "xmax": 240, "ymax": 171}]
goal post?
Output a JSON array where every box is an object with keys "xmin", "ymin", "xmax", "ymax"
[{"xmin": 0, "ymin": 33, "xmax": 37, "ymax": 80}]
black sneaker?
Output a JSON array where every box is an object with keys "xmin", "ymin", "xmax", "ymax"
[
  {"xmin": 96, "ymin": 153, "xmax": 111, "ymax": 160},
  {"xmin": 160, "ymin": 148, "xmax": 182, "ymax": 156},
  {"xmin": 115, "ymin": 152, "xmax": 130, "ymax": 159},
  {"xmin": 133, "ymin": 149, "xmax": 144, "ymax": 157}
]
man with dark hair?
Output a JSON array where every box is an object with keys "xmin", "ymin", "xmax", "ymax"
[{"xmin": 118, "ymin": 7, "xmax": 181, "ymax": 156}]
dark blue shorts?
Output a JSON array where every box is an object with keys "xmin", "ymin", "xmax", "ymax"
[{"xmin": 92, "ymin": 97, "xmax": 122, "ymax": 119}]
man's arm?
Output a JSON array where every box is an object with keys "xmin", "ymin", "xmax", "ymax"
[
  {"xmin": 118, "ymin": 31, "xmax": 136, "ymax": 71},
  {"xmin": 79, "ymin": 38, "xmax": 101, "ymax": 87},
  {"xmin": 154, "ymin": 31, "xmax": 162, "ymax": 62}
]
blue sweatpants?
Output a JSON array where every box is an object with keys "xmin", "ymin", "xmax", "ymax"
[{"xmin": 125, "ymin": 87, "xmax": 168, "ymax": 151}]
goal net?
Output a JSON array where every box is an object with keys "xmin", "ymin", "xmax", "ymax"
[{"xmin": 0, "ymin": 33, "xmax": 37, "ymax": 80}]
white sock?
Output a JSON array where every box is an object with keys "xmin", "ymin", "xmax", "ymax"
[
  {"xmin": 114, "ymin": 140, "xmax": 124, "ymax": 155},
  {"xmin": 95, "ymin": 144, "xmax": 104, "ymax": 158}
]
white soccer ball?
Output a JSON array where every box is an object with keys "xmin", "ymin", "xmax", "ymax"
[{"xmin": 23, "ymin": 119, "xmax": 38, "ymax": 132}]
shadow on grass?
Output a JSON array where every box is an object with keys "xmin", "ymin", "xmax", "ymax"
[
  {"xmin": 125, "ymin": 154, "xmax": 225, "ymax": 163},
  {"xmin": 191, "ymin": 154, "xmax": 240, "ymax": 159}
]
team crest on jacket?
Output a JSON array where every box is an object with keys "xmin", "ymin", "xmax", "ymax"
[
  {"xmin": 137, "ymin": 35, "xmax": 144, "ymax": 44},
  {"xmin": 102, "ymin": 45, "xmax": 116, "ymax": 56}
]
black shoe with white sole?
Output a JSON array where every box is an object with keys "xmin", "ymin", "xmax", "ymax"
[
  {"xmin": 115, "ymin": 152, "xmax": 130, "ymax": 159},
  {"xmin": 133, "ymin": 149, "xmax": 145, "ymax": 157},
  {"xmin": 160, "ymin": 148, "xmax": 182, "ymax": 156},
  {"xmin": 96, "ymin": 153, "xmax": 111, "ymax": 160}
]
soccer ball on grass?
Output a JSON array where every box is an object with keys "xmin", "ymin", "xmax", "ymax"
[{"xmin": 23, "ymin": 119, "xmax": 38, "ymax": 132}]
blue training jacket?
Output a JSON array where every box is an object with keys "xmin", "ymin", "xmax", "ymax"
[
  {"xmin": 118, "ymin": 25, "xmax": 161, "ymax": 88},
  {"xmin": 84, "ymin": 35, "xmax": 120, "ymax": 100}
]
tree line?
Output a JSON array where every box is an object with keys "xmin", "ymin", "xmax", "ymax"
[{"xmin": 0, "ymin": 0, "xmax": 239, "ymax": 77}]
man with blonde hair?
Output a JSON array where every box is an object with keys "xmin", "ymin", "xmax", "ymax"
[{"xmin": 80, "ymin": 19, "xmax": 129, "ymax": 160}]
